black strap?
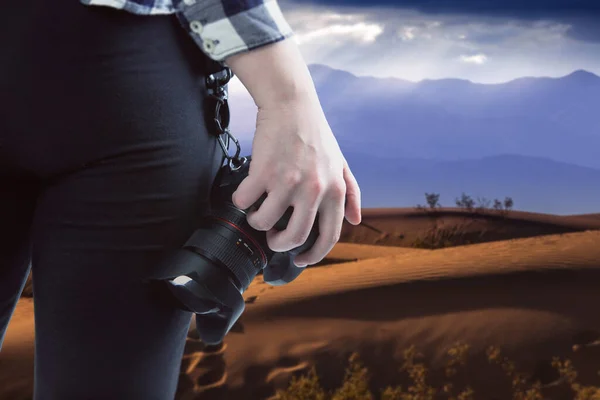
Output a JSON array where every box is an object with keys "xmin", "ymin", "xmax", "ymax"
[
  {"xmin": 203, "ymin": 56, "xmax": 228, "ymax": 76},
  {"xmin": 203, "ymin": 65, "xmax": 245, "ymax": 167}
]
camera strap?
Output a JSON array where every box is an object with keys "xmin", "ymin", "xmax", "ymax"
[{"xmin": 205, "ymin": 67, "xmax": 245, "ymax": 169}]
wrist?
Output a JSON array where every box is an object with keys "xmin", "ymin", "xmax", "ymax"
[
  {"xmin": 256, "ymin": 84, "xmax": 319, "ymax": 113},
  {"xmin": 225, "ymin": 39, "xmax": 319, "ymax": 109}
]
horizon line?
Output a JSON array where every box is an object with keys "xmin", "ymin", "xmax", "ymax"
[{"xmin": 307, "ymin": 64, "xmax": 600, "ymax": 85}]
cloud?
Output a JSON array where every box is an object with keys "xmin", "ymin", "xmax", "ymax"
[
  {"xmin": 278, "ymin": 10, "xmax": 384, "ymax": 46},
  {"xmin": 293, "ymin": 21, "xmax": 383, "ymax": 45},
  {"xmin": 226, "ymin": 1, "xmax": 600, "ymax": 142},
  {"xmin": 286, "ymin": 0, "xmax": 600, "ymax": 42},
  {"xmin": 399, "ymin": 26, "xmax": 416, "ymax": 41},
  {"xmin": 286, "ymin": 0, "xmax": 600, "ymax": 16},
  {"xmin": 265, "ymin": 1, "xmax": 600, "ymax": 84},
  {"xmin": 460, "ymin": 53, "xmax": 488, "ymax": 64}
]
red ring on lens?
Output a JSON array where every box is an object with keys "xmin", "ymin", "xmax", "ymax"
[{"xmin": 212, "ymin": 216, "xmax": 267, "ymax": 265}]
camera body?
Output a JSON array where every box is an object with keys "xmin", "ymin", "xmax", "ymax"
[{"xmin": 147, "ymin": 156, "xmax": 319, "ymax": 344}]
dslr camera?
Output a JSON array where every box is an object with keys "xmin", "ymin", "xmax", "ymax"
[{"xmin": 146, "ymin": 68, "xmax": 319, "ymax": 345}]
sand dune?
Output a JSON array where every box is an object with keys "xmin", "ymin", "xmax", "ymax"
[
  {"xmin": 567, "ymin": 213, "xmax": 600, "ymax": 220},
  {"xmin": 317, "ymin": 242, "xmax": 427, "ymax": 264},
  {"xmin": 2, "ymin": 210, "xmax": 600, "ymax": 400},
  {"xmin": 178, "ymin": 230, "xmax": 600, "ymax": 399},
  {"xmin": 340, "ymin": 207, "xmax": 600, "ymax": 247},
  {"xmin": 242, "ymin": 231, "xmax": 600, "ymax": 304},
  {"xmin": 0, "ymin": 299, "xmax": 34, "ymax": 400},
  {"xmin": 17, "ymin": 208, "xmax": 600, "ymax": 296}
]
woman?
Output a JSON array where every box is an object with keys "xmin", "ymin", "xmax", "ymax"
[{"xmin": 0, "ymin": 0, "xmax": 361, "ymax": 398}]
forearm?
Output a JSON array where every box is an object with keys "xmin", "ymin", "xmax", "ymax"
[
  {"xmin": 172, "ymin": 0, "xmax": 312, "ymax": 107},
  {"xmin": 225, "ymin": 39, "xmax": 319, "ymax": 109}
]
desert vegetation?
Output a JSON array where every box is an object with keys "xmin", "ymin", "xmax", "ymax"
[
  {"xmin": 416, "ymin": 192, "xmax": 514, "ymax": 215},
  {"xmin": 412, "ymin": 193, "xmax": 514, "ymax": 249},
  {"xmin": 275, "ymin": 343, "xmax": 600, "ymax": 400}
]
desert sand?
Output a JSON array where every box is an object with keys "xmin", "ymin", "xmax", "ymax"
[
  {"xmin": 338, "ymin": 207, "xmax": 600, "ymax": 247},
  {"xmin": 2, "ymin": 208, "xmax": 600, "ymax": 400}
]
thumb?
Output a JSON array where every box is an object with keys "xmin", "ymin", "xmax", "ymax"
[{"xmin": 232, "ymin": 174, "xmax": 266, "ymax": 211}]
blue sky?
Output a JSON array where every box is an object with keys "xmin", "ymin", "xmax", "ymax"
[
  {"xmin": 236, "ymin": 0, "xmax": 600, "ymax": 87},
  {"xmin": 227, "ymin": 0, "xmax": 600, "ymax": 140}
]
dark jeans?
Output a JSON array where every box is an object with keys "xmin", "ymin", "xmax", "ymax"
[{"xmin": 0, "ymin": 2, "xmax": 224, "ymax": 398}]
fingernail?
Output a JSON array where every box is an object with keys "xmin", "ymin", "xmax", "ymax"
[{"xmin": 295, "ymin": 263, "xmax": 307, "ymax": 268}]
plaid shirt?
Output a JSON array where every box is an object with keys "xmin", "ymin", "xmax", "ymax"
[{"xmin": 79, "ymin": 0, "xmax": 294, "ymax": 65}]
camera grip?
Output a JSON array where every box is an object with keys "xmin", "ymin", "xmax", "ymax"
[
  {"xmin": 246, "ymin": 191, "xmax": 320, "ymax": 285},
  {"xmin": 250, "ymin": 192, "xmax": 320, "ymax": 255},
  {"xmin": 263, "ymin": 207, "xmax": 320, "ymax": 285}
]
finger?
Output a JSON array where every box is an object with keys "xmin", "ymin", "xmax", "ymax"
[
  {"xmin": 245, "ymin": 189, "xmax": 292, "ymax": 232},
  {"xmin": 294, "ymin": 189, "xmax": 345, "ymax": 266},
  {"xmin": 342, "ymin": 159, "xmax": 362, "ymax": 225},
  {"xmin": 231, "ymin": 174, "xmax": 266, "ymax": 210},
  {"xmin": 266, "ymin": 200, "xmax": 320, "ymax": 253}
]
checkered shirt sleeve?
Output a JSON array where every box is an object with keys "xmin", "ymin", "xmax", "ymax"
[
  {"xmin": 80, "ymin": 0, "xmax": 295, "ymax": 65},
  {"xmin": 174, "ymin": 0, "xmax": 294, "ymax": 64}
]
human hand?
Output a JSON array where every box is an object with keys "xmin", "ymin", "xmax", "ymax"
[{"xmin": 231, "ymin": 96, "xmax": 361, "ymax": 267}]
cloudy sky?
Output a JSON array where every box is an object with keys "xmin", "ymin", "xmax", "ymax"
[{"xmin": 231, "ymin": 0, "xmax": 600, "ymax": 93}]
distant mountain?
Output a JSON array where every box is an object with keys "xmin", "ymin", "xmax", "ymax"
[
  {"xmin": 226, "ymin": 66, "xmax": 600, "ymax": 214},
  {"xmin": 230, "ymin": 66, "xmax": 600, "ymax": 168},
  {"xmin": 305, "ymin": 65, "xmax": 600, "ymax": 169},
  {"xmin": 341, "ymin": 153, "xmax": 600, "ymax": 215}
]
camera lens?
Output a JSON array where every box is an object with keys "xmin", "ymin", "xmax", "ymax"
[
  {"xmin": 183, "ymin": 203, "xmax": 269, "ymax": 293},
  {"xmin": 152, "ymin": 156, "xmax": 318, "ymax": 344}
]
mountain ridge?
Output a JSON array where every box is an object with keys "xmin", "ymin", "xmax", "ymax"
[
  {"xmin": 307, "ymin": 63, "xmax": 600, "ymax": 86},
  {"xmin": 227, "ymin": 64, "xmax": 600, "ymax": 214}
]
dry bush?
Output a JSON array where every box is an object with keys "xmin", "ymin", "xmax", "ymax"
[
  {"xmin": 412, "ymin": 220, "xmax": 481, "ymax": 249},
  {"xmin": 551, "ymin": 359, "xmax": 600, "ymax": 400},
  {"xmin": 416, "ymin": 193, "xmax": 513, "ymax": 219},
  {"xmin": 412, "ymin": 191, "xmax": 515, "ymax": 249},
  {"xmin": 275, "ymin": 343, "xmax": 600, "ymax": 400},
  {"xmin": 275, "ymin": 366, "xmax": 328, "ymax": 400}
]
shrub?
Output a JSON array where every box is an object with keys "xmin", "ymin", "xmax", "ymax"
[
  {"xmin": 425, "ymin": 193, "xmax": 441, "ymax": 209},
  {"xmin": 274, "ymin": 366, "xmax": 327, "ymax": 400},
  {"xmin": 412, "ymin": 221, "xmax": 475, "ymax": 249},
  {"xmin": 416, "ymin": 193, "xmax": 514, "ymax": 217},
  {"xmin": 276, "ymin": 343, "xmax": 600, "ymax": 400},
  {"xmin": 455, "ymin": 193, "xmax": 475, "ymax": 211}
]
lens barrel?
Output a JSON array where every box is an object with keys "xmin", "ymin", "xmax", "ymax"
[{"xmin": 153, "ymin": 156, "xmax": 318, "ymax": 344}]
